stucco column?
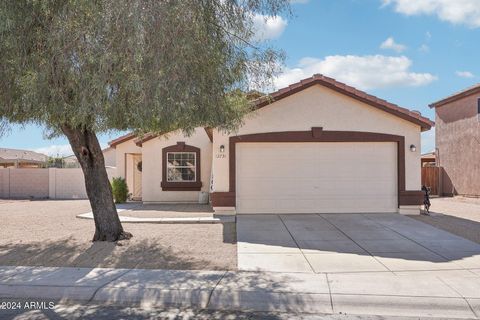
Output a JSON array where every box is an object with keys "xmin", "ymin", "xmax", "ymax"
[{"xmin": 48, "ymin": 168, "xmax": 57, "ymax": 199}]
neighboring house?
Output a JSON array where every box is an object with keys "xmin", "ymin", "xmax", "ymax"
[
  {"xmin": 62, "ymin": 155, "xmax": 80, "ymax": 168},
  {"xmin": 429, "ymin": 84, "xmax": 480, "ymax": 197},
  {"xmin": 109, "ymin": 74, "xmax": 433, "ymax": 214},
  {"xmin": 0, "ymin": 148, "xmax": 48, "ymax": 168},
  {"xmin": 421, "ymin": 152, "xmax": 436, "ymax": 167}
]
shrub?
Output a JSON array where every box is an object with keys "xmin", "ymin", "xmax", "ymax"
[{"xmin": 111, "ymin": 177, "xmax": 129, "ymax": 203}]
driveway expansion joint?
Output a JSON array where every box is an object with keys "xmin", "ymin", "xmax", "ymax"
[
  {"xmin": 315, "ymin": 213, "xmax": 394, "ymax": 273},
  {"xmin": 360, "ymin": 213, "xmax": 457, "ymax": 261},
  {"xmin": 278, "ymin": 215, "xmax": 316, "ymax": 274}
]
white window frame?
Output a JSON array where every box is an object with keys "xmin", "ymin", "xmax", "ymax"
[{"xmin": 166, "ymin": 152, "xmax": 197, "ymax": 182}]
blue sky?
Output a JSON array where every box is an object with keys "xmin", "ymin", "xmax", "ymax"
[{"xmin": 2, "ymin": 0, "xmax": 479, "ymax": 156}]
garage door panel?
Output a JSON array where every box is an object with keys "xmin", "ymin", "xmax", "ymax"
[
  {"xmin": 237, "ymin": 178, "xmax": 395, "ymax": 197},
  {"xmin": 236, "ymin": 142, "xmax": 397, "ymax": 214},
  {"xmin": 238, "ymin": 198, "xmax": 319, "ymax": 214},
  {"xmin": 237, "ymin": 178, "xmax": 319, "ymax": 196},
  {"xmin": 237, "ymin": 197, "xmax": 396, "ymax": 214}
]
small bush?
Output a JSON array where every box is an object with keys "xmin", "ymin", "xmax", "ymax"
[{"xmin": 111, "ymin": 177, "xmax": 129, "ymax": 203}]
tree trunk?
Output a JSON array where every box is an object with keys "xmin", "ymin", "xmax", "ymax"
[{"xmin": 61, "ymin": 124, "xmax": 132, "ymax": 241}]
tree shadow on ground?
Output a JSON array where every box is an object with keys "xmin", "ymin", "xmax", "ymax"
[
  {"xmin": 0, "ymin": 237, "xmax": 220, "ymax": 270},
  {"xmin": 2, "ymin": 304, "xmax": 305, "ymax": 320},
  {"xmin": 1, "ymin": 268, "xmax": 323, "ymax": 320}
]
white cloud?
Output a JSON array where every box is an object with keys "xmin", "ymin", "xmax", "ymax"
[
  {"xmin": 382, "ymin": 0, "xmax": 480, "ymax": 28},
  {"xmin": 274, "ymin": 55, "xmax": 437, "ymax": 90},
  {"xmin": 380, "ymin": 37, "xmax": 407, "ymax": 52},
  {"xmin": 421, "ymin": 128, "xmax": 435, "ymax": 154},
  {"xmin": 252, "ymin": 14, "xmax": 287, "ymax": 41},
  {"xmin": 419, "ymin": 44, "xmax": 430, "ymax": 53},
  {"xmin": 35, "ymin": 144, "xmax": 73, "ymax": 157},
  {"xmin": 456, "ymin": 70, "xmax": 475, "ymax": 78}
]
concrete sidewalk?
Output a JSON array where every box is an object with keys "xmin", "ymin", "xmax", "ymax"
[{"xmin": 1, "ymin": 266, "xmax": 480, "ymax": 318}]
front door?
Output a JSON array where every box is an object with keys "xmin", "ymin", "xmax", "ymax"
[{"xmin": 132, "ymin": 155, "xmax": 142, "ymax": 200}]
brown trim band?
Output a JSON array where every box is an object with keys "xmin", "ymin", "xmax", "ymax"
[
  {"xmin": 210, "ymin": 192, "xmax": 235, "ymax": 207},
  {"xmin": 161, "ymin": 142, "xmax": 202, "ymax": 191},
  {"xmin": 212, "ymin": 128, "xmax": 422, "ymax": 208},
  {"xmin": 399, "ymin": 191, "xmax": 424, "ymax": 205}
]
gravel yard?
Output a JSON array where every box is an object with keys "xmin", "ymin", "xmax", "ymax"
[
  {"xmin": 410, "ymin": 197, "xmax": 480, "ymax": 244},
  {"xmin": 0, "ymin": 200, "xmax": 236, "ymax": 270}
]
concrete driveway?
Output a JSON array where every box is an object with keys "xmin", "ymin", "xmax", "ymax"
[{"xmin": 237, "ymin": 213, "xmax": 480, "ymax": 273}]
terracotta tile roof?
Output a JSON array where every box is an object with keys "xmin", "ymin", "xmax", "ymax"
[
  {"xmin": 108, "ymin": 132, "xmax": 136, "ymax": 148},
  {"xmin": 134, "ymin": 133, "xmax": 159, "ymax": 147},
  {"xmin": 254, "ymin": 74, "xmax": 434, "ymax": 131},
  {"xmin": 429, "ymin": 83, "xmax": 480, "ymax": 108},
  {"xmin": 110, "ymin": 74, "xmax": 434, "ymax": 147},
  {"xmin": 133, "ymin": 128, "xmax": 213, "ymax": 146},
  {"xmin": 0, "ymin": 148, "xmax": 48, "ymax": 163}
]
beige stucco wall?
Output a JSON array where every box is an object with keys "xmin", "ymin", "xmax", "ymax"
[
  {"xmin": 212, "ymin": 84, "xmax": 422, "ymax": 196},
  {"xmin": 142, "ymin": 128, "xmax": 212, "ymax": 202},
  {"xmin": 0, "ymin": 168, "xmax": 117, "ymax": 199},
  {"xmin": 0, "ymin": 168, "xmax": 49, "ymax": 198},
  {"xmin": 48, "ymin": 167, "xmax": 117, "ymax": 199}
]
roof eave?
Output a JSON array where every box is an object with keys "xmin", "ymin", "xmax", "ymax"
[
  {"xmin": 429, "ymin": 85, "xmax": 480, "ymax": 108},
  {"xmin": 108, "ymin": 133, "xmax": 136, "ymax": 148},
  {"xmin": 254, "ymin": 75, "xmax": 434, "ymax": 131}
]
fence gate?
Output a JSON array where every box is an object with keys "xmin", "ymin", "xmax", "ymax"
[{"xmin": 421, "ymin": 166, "xmax": 440, "ymax": 195}]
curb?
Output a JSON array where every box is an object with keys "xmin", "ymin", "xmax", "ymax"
[{"xmin": 76, "ymin": 212, "xmax": 235, "ymax": 224}]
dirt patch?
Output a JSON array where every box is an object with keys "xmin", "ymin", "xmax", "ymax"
[
  {"xmin": 0, "ymin": 200, "xmax": 236, "ymax": 270},
  {"xmin": 409, "ymin": 197, "xmax": 480, "ymax": 244}
]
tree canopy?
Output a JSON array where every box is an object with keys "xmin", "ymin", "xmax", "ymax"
[{"xmin": 0, "ymin": 0, "xmax": 288, "ymax": 135}]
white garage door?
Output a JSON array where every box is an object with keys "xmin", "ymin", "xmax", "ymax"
[{"xmin": 236, "ymin": 142, "xmax": 397, "ymax": 214}]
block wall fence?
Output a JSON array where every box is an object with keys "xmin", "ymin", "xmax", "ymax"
[{"xmin": 0, "ymin": 168, "xmax": 117, "ymax": 199}]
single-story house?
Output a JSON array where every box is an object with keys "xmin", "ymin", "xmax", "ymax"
[
  {"xmin": 61, "ymin": 155, "xmax": 80, "ymax": 168},
  {"xmin": 109, "ymin": 74, "xmax": 433, "ymax": 214},
  {"xmin": 0, "ymin": 148, "xmax": 48, "ymax": 168},
  {"xmin": 421, "ymin": 152, "xmax": 436, "ymax": 167},
  {"xmin": 429, "ymin": 84, "xmax": 480, "ymax": 197}
]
